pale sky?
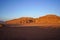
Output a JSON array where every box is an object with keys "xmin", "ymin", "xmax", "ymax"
[{"xmin": 0, "ymin": 0, "xmax": 60, "ymax": 21}]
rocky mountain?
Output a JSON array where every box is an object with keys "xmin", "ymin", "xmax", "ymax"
[
  {"xmin": 6, "ymin": 17, "xmax": 35, "ymax": 24},
  {"xmin": 37, "ymin": 15, "xmax": 60, "ymax": 23},
  {"xmin": 5, "ymin": 14, "xmax": 60, "ymax": 27}
]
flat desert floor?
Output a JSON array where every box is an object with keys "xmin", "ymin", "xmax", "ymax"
[{"xmin": 0, "ymin": 26, "xmax": 60, "ymax": 40}]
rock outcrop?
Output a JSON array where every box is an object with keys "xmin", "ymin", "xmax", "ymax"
[
  {"xmin": 5, "ymin": 14, "xmax": 60, "ymax": 27},
  {"xmin": 6, "ymin": 17, "xmax": 35, "ymax": 24}
]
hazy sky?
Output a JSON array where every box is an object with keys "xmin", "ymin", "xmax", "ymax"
[{"xmin": 0, "ymin": 0, "xmax": 60, "ymax": 21}]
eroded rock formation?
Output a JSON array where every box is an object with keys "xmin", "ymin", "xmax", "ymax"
[
  {"xmin": 5, "ymin": 14, "xmax": 60, "ymax": 27},
  {"xmin": 6, "ymin": 17, "xmax": 35, "ymax": 24}
]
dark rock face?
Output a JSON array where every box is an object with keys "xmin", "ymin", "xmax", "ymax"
[
  {"xmin": 26, "ymin": 20, "xmax": 34, "ymax": 23},
  {"xmin": 0, "ymin": 26, "xmax": 60, "ymax": 40}
]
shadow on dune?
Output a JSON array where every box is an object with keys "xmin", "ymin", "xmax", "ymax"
[{"xmin": 0, "ymin": 26, "xmax": 60, "ymax": 40}]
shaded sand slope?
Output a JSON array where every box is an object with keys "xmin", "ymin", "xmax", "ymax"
[{"xmin": 1, "ymin": 26, "xmax": 60, "ymax": 40}]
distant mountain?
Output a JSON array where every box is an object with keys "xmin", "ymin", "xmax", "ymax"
[
  {"xmin": 0, "ymin": 20, "xmax": 5, "ymax": 27},
  {"xmin": 0, "ymin": 21, "xmax": 4, "ymax": 23},
  {"xmin": 5, "ymin": 14, "xmax": 60, "ymax": 27}
]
